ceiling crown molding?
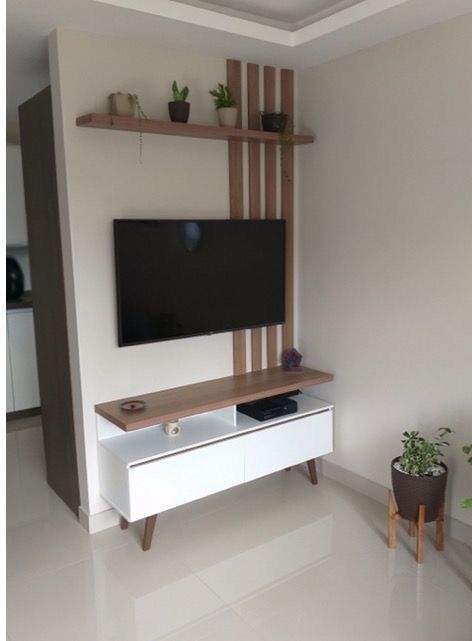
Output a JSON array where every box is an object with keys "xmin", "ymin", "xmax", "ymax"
[{"xmin": 95, "ymin": 0, "xmax": 411, "ymax": 46}]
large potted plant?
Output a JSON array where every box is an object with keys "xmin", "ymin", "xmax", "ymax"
[
  {"xmin": 209, "ymin": 83, "xmax": 237, "ymax": 127},
  {"xmin": 168, "ymin": 81, "xmax": 190, "ymax": 123},
  {"xmin": 391, "ymin": 427, "xmax": 452, "ymax": 523}
]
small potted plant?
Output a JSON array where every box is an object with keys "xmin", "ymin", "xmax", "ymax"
[
  {"xmin": 168, "ymin": 81, "xmax": 190, "ymax": 123},
  {"xmin": 260, "ymin": 111, "xmax": 287, "ymax": 133},
  {"xmin": 108, "ymin": 93, "xmax": 147, "ymax": 118},
  {"xmin": 209, "ymin": 83, "xmax": 237, "ymax": 127},
  {"xmin": 391, "ymin": 427, "xmax": 452, "ymax": 523}
]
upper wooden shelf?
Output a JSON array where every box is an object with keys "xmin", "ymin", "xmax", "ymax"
[
  {"xmin": 95, "ymin": 366, "xmax": 333, "ymax": 432},
  {"xmin": 76, "ymin": 113, "xmax": 315, "ymax": 145}
]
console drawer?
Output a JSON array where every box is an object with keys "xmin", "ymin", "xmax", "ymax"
[
  {"xmin": 127, "ymin": 437, "xmax": 245, "ymax": 521},
  {"xmin": 244, "ymin": 410, "xmax": 333, "ymax": 482}
]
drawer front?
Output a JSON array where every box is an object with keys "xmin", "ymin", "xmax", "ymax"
[
  {"xmin": 128, "ymin": 437, "xmax": 245, "ymax": 521},
  {"xmin": 244, "ymin": 410, "xmax": 333, "ymax": 482}
]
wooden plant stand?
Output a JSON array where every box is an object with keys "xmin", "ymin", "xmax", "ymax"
[{"xmin": 387, "ymin": 490, "xmax": 445, "ymax": 564}]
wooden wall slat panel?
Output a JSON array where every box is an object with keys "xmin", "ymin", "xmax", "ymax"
[
  {"xmin": 227, "ymin": 59, "xmax": 246, "ymax": 375},
  {"xmin": 280, "ymin": 68, "xmax": 294, "ymax": 351},
  {"xmin": 247, "ymin": 62, "xmax": 262, "ymax": 372},
  {"xmin": 264, "ymin": 65, "xmax": 278, "ymax": 368}
]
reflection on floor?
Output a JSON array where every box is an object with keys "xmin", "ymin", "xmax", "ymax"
[{"xmin": 6, "ymin": 424, "xmax": 472, "ymax": 641}]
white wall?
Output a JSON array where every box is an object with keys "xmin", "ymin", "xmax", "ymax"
[
  {"xmin": 298, "ymin": 15, "xmax": 472, "ymax": 526},
  {"xmin": 49, "ymin": 29, "xmax": 234, "ymax": 518}
]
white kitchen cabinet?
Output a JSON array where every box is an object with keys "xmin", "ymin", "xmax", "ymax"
[
  {"xmin": 6, "ymin": 144, "xmax": 28, "ymax": 247},
  {"xmin": 6, "ymin": 309, "xmax": 40, "ymax": 411}
]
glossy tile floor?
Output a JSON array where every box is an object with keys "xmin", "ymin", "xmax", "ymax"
[{"xmin": 6, "ymin": 422, "xmax": 472, "ymax": 641}]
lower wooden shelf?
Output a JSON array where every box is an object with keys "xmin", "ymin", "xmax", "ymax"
[{"xmin": 95, "ymin": 366, "xmax": 334, "ymax": 431}]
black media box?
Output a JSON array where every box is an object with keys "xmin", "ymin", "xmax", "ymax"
[{"xmin": 237, "ymin": 395, "xmax": 298, "ymax": 422}]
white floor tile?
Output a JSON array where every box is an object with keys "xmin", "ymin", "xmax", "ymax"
[
  {"xmin": 6, "ymin": 424, "xmax": 472, "ymax": 641},
  {"xmin": 157, "ymin": 609, "xmax": 264, "ymax": 641},
  {"xmin": 232, "ymin": 547, "xmax": 472, "ymax": 641}
]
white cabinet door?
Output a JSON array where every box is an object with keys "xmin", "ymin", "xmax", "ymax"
[
  {"xmin": 127, "ymin": 437, "xmax": 245, "ymax": 521},
  {"xmin": 6, "ymin": 334, "xmax": 15, "ymax": 412},
  {"xmin": 7, "ymin": 309, "xmax": 40, "ymax": 411},
  {"xmin": 6, "ymin": 145, "xmax": 28, "ymax": 247},
  {"xmin": 244, "ymin": 410, "xmax": 333, "ymax": 482}
]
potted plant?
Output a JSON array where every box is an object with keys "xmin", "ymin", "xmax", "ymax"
[
  {"xmin": 209, "ymin": 83, "xmax": 237, "ymax": 127},
  {"xmin": 260, "ymin": 111, "xmax": 287, "ymax": 133},
  {"xmin": 108, "ymin": 92, "xmax": 147, "ymax": 118},
  {"xmin": 391, "ymin": 427, "xmax": 452, "ymax": 523},
  {"xmin": 461, "ymin": 444, "xmax": 472, "ymax": 508},
  {"xmin": 168, "ymin": 81, "xmax": 190, "ymax": 123}
]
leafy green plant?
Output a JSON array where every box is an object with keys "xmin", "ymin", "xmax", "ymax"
[
  {"xmin": 171, "ymin": 81, "xmax": 189, "ymax": 102},
  {"xmin": 461, "ymin": 444, "xmax": 472, "ymax": 508},
  {"xmin": 129, "ymin": 94, "xmax": 147, "ymax": 119},
  {"xmin": 209, "ymin": 83, "xmax": 236, "ymax": 109},
  {"xmin": 398, "ymin": 427, "xmax": 452, "ymax": 476}
]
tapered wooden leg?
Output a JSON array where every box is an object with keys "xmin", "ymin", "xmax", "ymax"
[
  {"xmin": 387, "ymin": 491, "xmax": 397, "ymax": 549},
  {"xmin": 435, "ymin": 500, "xmax": 445, "ymax": 551},
  {"xmin": 408, "ymin": 521, "xmax": 416, "ymax": 537},
  {"xmin": 307, "ymin": 459, "xmax": 318, "ymax": 485},
  {"xmin": 119, "ymin": 516, "xmax": 129, "ymax": 530},
  {"xmin": 416, "ymin": 504, "xmax": 425, "ymax": 564},
  {"xmin": 142, "ymin": 515, "xmax": 157, "ymax": 551}
]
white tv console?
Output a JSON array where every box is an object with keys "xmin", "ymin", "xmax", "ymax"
[{"xmin": 95, "ymin": 367, "xmax": 334, "ymax": 550}]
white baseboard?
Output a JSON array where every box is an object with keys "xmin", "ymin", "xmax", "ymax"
[
  {"xmin": 320, "ymin": 459, "xmax": 472, "ymax": 548},
  {"xmin": 78, "ymin": 505, "xmax": 120, "ymax": 533}
]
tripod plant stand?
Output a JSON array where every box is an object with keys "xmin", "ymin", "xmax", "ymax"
[{"xmin": 387, "ymin": 490, "xmax": 445, "ymax": 564}]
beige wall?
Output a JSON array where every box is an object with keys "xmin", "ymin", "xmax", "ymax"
[
  {"xmin": 298, "ymin": 15, "xmax": 472, "ymax": 526},
  {"xmin": 49, "ymin": 29, "xmax": 233, "ymax": 517}
]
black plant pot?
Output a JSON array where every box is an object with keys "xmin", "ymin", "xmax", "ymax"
[
  {"xmin": 168, "ymin": 101, "xmax": 190, "ymax": 123},
  {"xmin": 261, "ymin": 112, "xmax": 287, "ymax": 133},
  {"xmin": 6, "ymin": 257, "xmax": 24, "ymax": 301},
  {"xmin": 391, "ymin": 457, "xmax": 447, "ymax": 523}
]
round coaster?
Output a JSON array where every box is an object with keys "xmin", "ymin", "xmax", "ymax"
[{"xmin": 120, "ymin": 400, "xmax": 146, "ymax": 411}]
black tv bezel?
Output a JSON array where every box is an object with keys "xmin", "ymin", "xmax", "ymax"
[{"xmin": 114, "ymin": 218, "xmax": 286, "ymax": 347}]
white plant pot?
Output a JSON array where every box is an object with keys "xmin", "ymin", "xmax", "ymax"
[
  {"xmin": 217, "ymin": 107, "xmax": 238, "ymax": 128},
  {"xmin": 109, "ymin": 93, "xmax": 135, "ymax": 117}
]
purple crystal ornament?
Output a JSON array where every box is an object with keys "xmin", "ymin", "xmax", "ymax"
[{"xmin": 282, "ymin": 347, "xmax": 303, "ymax": 371}]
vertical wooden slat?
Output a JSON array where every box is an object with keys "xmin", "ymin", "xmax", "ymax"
[
  {"xmin": 247, "ymin": 63, "xmax": 262, "ymax": 371},
  {"xmin": 227, "ymin": 59, "xmax": 246, "ymax": 375},
  {"xmin": 264, "ymin": 65, "xmax": 278, "ymax": 368},
  {"xmin": 281, "ymin": 68, "xmax": 294, "ymax": 351}
]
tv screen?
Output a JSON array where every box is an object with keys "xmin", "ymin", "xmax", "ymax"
[{"xmin": 114, "ymin": 219, "xmax": 285, "ymax": 346}]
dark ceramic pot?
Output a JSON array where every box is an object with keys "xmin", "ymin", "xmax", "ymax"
[
  {"xmin": 261, "ymin": 112, "xmax": 287, "ymax": 133},
  {"xmin": 168, "ymin": 101, "xmax": 190, "ymax": 123},
  {"xmin": 391, "ymin": 457, "xmax": 447, "ymax": 523},
  {"xmin": 6, "ymin": 257, "xmax": 24, "ymax": 300}
]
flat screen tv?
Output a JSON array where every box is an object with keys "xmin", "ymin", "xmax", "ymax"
[{"xmin": 114, "ymin": 219, "xmax": 285, "ymax": 346}]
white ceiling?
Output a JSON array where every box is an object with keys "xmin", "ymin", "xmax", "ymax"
[
  {"xmin": 172, "ymin": 0, "xmax": 364, "ymax": 29},
  {"xmin": 6, "ymin": 0, "xmax": 472, "ymax": 123}
]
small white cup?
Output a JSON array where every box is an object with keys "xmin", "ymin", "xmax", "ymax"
[{"xmin": 164, "ymin": 421, "xmax": 181, "ymax": 436}]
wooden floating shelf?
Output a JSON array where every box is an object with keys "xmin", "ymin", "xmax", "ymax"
[
  {"xmin": 95, "ymin": 366, "xmax": 333, "ymax": 432},
  {"xmin": 76, "ymin": 113, "xmax": 315, "ymax": 145}
]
